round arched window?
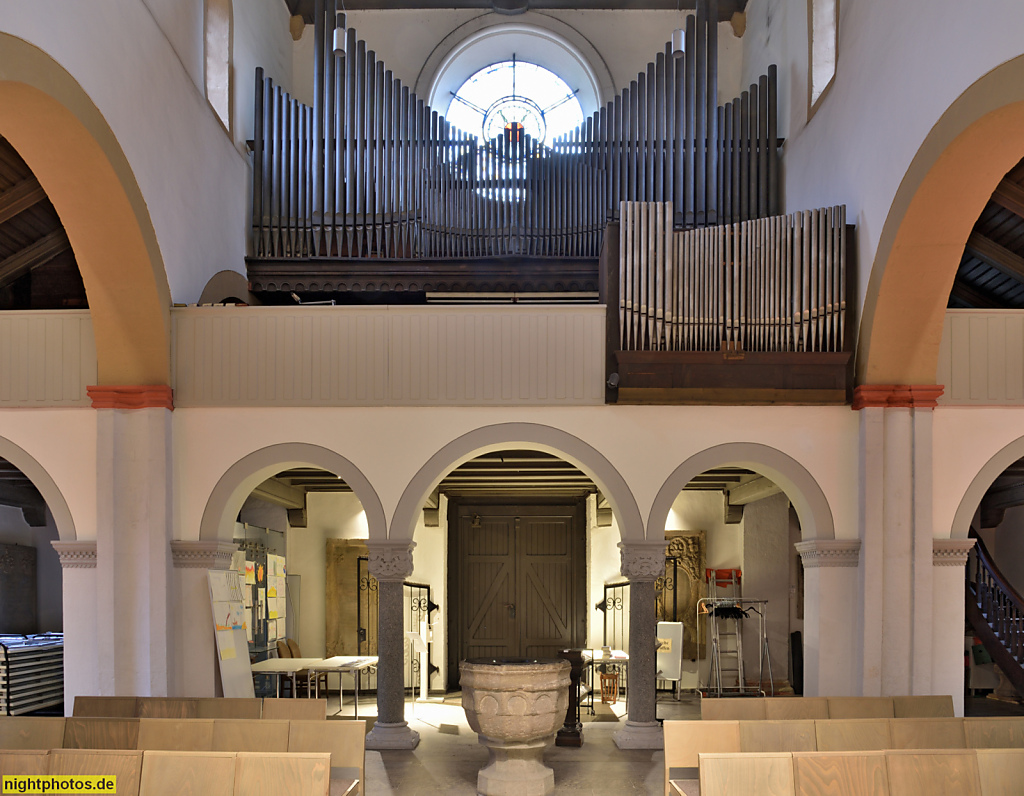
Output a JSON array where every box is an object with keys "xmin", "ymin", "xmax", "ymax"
[{"xmin": 445, "ymin": 58, "xmax": 584, "ymax": 146}]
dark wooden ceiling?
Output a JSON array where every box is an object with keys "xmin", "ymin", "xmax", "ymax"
[
  {"xmin": 275, "ymin": 452, "xmax": 756, "ymax": 500},
  {"xmin": 949, "ymin": 156, "xmax": 1024, "ymax": 309},
  {"xmin": 0, "ymin": 136, "xmax": 85, "ymax": 310},
  {"xmin": 0, "ymin": 457, "xmax": 47, "ymax": 527},
  {"xmin": 285, "ymin": 0, "xmax": 746, "ymax": 23}
]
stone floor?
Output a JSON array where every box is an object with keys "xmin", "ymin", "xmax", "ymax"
[
  {"xmin": 324, "ymin": 691, "xmax": 1024, "ymax": 795},
  {"xmin": 329, "ymin": 691, "xmax": 699, "ymax": 795}
]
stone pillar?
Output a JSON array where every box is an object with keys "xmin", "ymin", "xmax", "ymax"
[
  {"xmin": 364, "ymin": 540, "xmax": 420, "ymax": 750},
  {"xmin": 52, "ymin": 541, "xmax": 98, "ymax": 714},
  {"xmin": 89, "ymin": 386, "xmax": 174, "ymax": 697},
  {"xmin": 169, "ymin": 541, "xmax": 237, "ymax": 696},
  {"xmin": 932, "ymin": 539, "xmax": 975, "ymax": 715},
  {"xmin": 794, "ymin": 539, "xmax": 861, "ymax": 696},
  {"xmin": 613, "ymin": 540, "xmax": 665, "ymax": 750},
  {"xmin": 853, "ymin": 385, "xmax": 942, "ymax": 697}
]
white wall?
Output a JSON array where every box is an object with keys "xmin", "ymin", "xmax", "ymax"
[
  {"xmin": 233, "ymin": 0, "xmax": 294, "ymax": 146},
  {"xmin": 742, "ymin": 491, "xmax": 791, "ymax": 685},
  {"xmin": 2, "ymin": 1, "xmax": 251, "ymax": 302},
  {"xmin": 144, "ymin": 0, "xmax": 206, "ymax": 95}
]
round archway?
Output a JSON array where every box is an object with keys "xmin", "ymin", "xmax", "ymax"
[
  {"xmin": 389, "ymin": 422, "xmax": 642, "ymax": 541},
  {"xmin": 198, "ymin": 443, "xmax": 386, "ymax": 543},
  {"xmin": 859, "ymin": 54, "xmax": 1024, "ymax": 386},
  {"xmin": 0, "ymin": 34, "xmax": 171, "ymax": 386}
]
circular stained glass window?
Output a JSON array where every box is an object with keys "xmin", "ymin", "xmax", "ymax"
[{"xmin": 446, "ymin": 58, "xmax": 584, "ymax": 146}]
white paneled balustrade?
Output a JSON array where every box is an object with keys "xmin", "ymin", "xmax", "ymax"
[
  {"xmin": 937, "ymin": 310, "xmax": 1024, "ymax": 404},
  {"xmin": 171, "ymin": 305, "xmax": 605, "ymax": 406},
  {"xmin": 0, "ymin": 311, "xmax": 95, "ymax": 406}
]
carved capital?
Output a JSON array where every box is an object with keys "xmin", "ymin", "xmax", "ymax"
[
  {"xmin": 933, "ymin": 538, "xmax": 975, "ymax": 567},
  {"xmin": 366, "ymin": 541, "xmax": 416, "ymax": 582},
  {"xmin": 794, "ymin": 539, "xmax": 861, "ymax": 568},
  {"xmin": 170, "ymin": 540, "xmax": 238, "ymax": 569},
  {"xmin": 618, "ymin": 541, "xmax": 667, "ymax": 581},
  {"xmin": 51, "ymin": 541, "xmax": 97, "ymax": 569}
]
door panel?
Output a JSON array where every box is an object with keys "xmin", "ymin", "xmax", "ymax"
[{"xmin": 452, "ymin": 502, "xmax": 585, "ymax": 677}]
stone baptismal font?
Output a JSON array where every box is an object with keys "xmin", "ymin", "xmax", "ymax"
[{"xmin": 460, "ymin": 657, "xmax": 572, "ymax": 796}]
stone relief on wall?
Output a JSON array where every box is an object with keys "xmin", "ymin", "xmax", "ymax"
[{"xmin": 656, "ymin": 531, "xmax": 706, "ymax": 660}]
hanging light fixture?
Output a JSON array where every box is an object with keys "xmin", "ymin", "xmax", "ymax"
[
  {"xmin": 672, "ymin": 0, "xmax": 685, "ymax": 55},
  {"xmin": 333, "ymin": 10, "xmax": 346, "ymax": 56}
]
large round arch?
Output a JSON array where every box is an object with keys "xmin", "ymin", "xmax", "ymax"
[
  {"xmin": 198, "ymin": 443, "xmax": 387, "ymax": 543},
  {"xmin": 418, "ymin": 15, "xmax": 613, "ymax": 117},
  {"xmin": 858, "ymin": 54, "xmax": 1024, "ymax": 386},
  {"xmin": 950, "ymin": 434, "xmax": 1024, "ymax": 540},
  {"xmin": 389, "ymin": 422, "xmax": 643, "ymax": 542},
  {"xmin": 647, "ymin": 442, "xmax": 836, "ymax": 542},
  {"xmin": 0, "ymin": 435, "xmax": 76, "ymax": 541},
  {"xmin": 0, "ymin": 34, "xmax": 171, "ymax": 386}
]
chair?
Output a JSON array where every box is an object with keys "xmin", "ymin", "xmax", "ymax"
[
  {"xmin": 279, "ymin": 638, "xmax": 329, "ymax": 698},
  {"xmin": 276, "ymin": 639, "xmax": 299, "ymax": 698}
]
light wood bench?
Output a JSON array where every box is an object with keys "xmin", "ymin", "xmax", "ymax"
[
  {"xmin": 288, "ymin": 720, "xmax": 366, "ymax": 796},
  {"xmin": 0, "ymin": 749, "xmax": 50, "ymax": 776},
  {"xmin": 234, "ymin": 751, "xmax": 331, "ymax": 796},
  {"xmin": 196, "ymin": 698, "xmax": 262, "ymax": 719},
  {"xmin": 137, "ymin": 718, "xmax": 215, "ymax": 752},
  {"xmin": 73, "ymin": 696, "xmax": 139, "ymax": 717},
  {"xmin": 964, "ymin": 717, "xmax": 1024, "ymax": 748},
  {"xmin": 792, "ymin": 750, "xmax": 887, "ymax": 796},
  {"xmin": 138, "ymin": 698, "xmax": 198, "ymax": 719},
  {"xmin": 262, "ymin": 698, "xmax": 328, "ymax": 721},
  {"xmin": 138, "ymin": 750, "xmax": 236, "ymax": 796},
  {"xmin": 0, "ymin": 716, "xmax": 66, "ymax": 749},
  {"xmin": 699, "ymin": 752, "xmax": 795, "ymax": 796},
  {"xmin": 63, "ymin": 717, "xmax": 141, "ymax": 750},
  {"xmin": 700, "ymin": 695, "xmax": 955, "ymax": 721},
  {"xmin": 50, "ymin": 749, "xmax": 144, "ymax": 796},
  {"xmin": 211, "ymin": 719, "xmax": 290, "ymax": 752}
]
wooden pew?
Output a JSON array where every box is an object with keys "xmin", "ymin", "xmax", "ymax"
[
  {"xmin": 288, "ymin": 720, "xmax": 366, "ymax": 796},
  {"xmin": 889, "ymin": 717, "xmax": 966, "ymax": 749},
  {"xmin": 262, "ymin": 698, "xmax": 327, "ymax": 721},
  {"xmin": 139, "ymin": 750, "xmax": 236, "ymax": 796},
  {"xmin": 701, "ymin": 699, "xmax": 767, "ymax": 721},
  {"xmin": 699, "ymin": 752, "xmax": 795, "ymax": 796},
  {"xmin": 975, "ymin": 748, "xmax": 1024, "ymax": 796},
  {"xmin": 50, "ymin": 749, "xmax": 144, "ymax": 796},
  {"xmin": 138, "ymin": 698, "xmax": 198, "ymax": 719},
  {"xmin": 765, "ymin": 698, "xmax": 828, "ymax": 721},
  {"xmin": 196, "ymin": 698, "xmax": 262, "ymax": 719},
  {"xmin": 826, "ymin": 698, "xmax": 894, "ymax": 719},
  {"xmin": 815, "ymin": 719, "xmax": 891, "ymax": 752},
  {"xmin": 663, "ymin": 720, "xmax": 740, "ymax": 795},
  {"xmin": 233, "ymin": 751, "xmax": 331, "ymax": 796},
  {"xmin": 885, "ymin": 749, "xmax": 982, "ymax": 795},
  {"xmin": 964, "ymin": 717, "xmax": 1024, "ymax": 748},
  {"xmin": 74, "ymin": 696, "xmax": 139, "ymax": 717},
  {"xmin": 0, "ymin": 749, "xmax": 50, "ymax": 776},
  {"xmin": 137, "ymin": 719, "xmax": 215, "ymax": 752},
  {"xmin": 211, "ymin": 719, "xmax": 289, "ymax": 753},
  {"xmin": 63, "ymin": 718, "xmax": 140, "ymax": 750},
  {"xmin": 741, "ymin": 720, "xmax": 817, "ymax": 754},
  {"xmin": 0, "ymin": 716, "xmax": 66, "ymax": 749},
  {"xmin": 792, "ymin": 750, "xmax": 887, "ymax": 796},
  {"xmin": 893, "ymin": 695, "xmax": 954, "ymax": 718}
]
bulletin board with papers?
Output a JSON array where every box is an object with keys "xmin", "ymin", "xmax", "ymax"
[{"xmin": 208, "ymin": 569, "xmax": 256, "ymax": 698}]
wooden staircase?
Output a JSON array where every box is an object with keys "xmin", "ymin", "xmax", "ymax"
[{"xmin": 966, "ymin": 530, "xmax": 1024, "ymax": 695}]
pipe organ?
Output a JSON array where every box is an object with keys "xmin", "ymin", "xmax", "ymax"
[{"xmin": 251, "ymin": 0, "xmax": 780, "ymax": 262}]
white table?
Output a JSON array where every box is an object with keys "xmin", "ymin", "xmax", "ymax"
[
  {"xmin": 250, "ymin": 657, "xmax": 323, "ymax": 698},
  {"xmin": 305, "ymin": 656, "xmax": 379, "ymax": 718}
]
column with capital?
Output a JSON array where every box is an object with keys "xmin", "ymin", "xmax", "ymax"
[
  {"xmin": 613, "ymin": 540, "xmax": 666, "ymax": 750},
  {"xmin": 364, "ymin": 540, "xmax": 420, "ymax": 750}
]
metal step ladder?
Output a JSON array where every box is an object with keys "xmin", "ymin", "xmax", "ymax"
[{"xmin": 703, "ymin": 569, "xmax": 745, "ymax": 696}]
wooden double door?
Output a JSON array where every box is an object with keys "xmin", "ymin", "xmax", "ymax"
[{"xmin": 448, "ymin": 501, "xmax": 587, "ymax": 687}]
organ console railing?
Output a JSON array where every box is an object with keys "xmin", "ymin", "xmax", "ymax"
[{"xmin": 250, "ymin": 0, "xmax": 780, "ymax": 262}]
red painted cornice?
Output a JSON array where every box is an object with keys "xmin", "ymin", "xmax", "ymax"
[
  {"xmin": 87, "ymin": 385, "xmax": 174, "ymax": 410},
  {"xmin": 851, "ymin": 384, "xmax": 944, "ymax": 410}
]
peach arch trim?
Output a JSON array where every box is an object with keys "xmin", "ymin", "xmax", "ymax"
[
  {"xmin": 859, "ymin": 55, "xmax": 1024, "ymax": 386},
  {"xmin": 388, "ymin": 422, "xmax": 643, "ymax": 542},
  {"xmin": 647, "ymin": 442, "xmax": 835, "ymax": 542},
  {"xmin": 0, "ymin": 35, "xmax": 171, "ymax": 386}
]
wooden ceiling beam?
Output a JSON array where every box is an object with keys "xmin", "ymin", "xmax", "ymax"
[
  {"xmin": 991, "ymin": 177, "xmax": 1024, "ymax": 220},
  {"xmin": 965, "ymin": 231, "xmax": 1024, "ymax": 284},
  {"xmin": 0, "ymin": 176, "xmax": 45, "ymax": 225},
  {"xmin": 0, "ymin": 229, "xmax": 71, "ymax": 288},
  {"xmin": 950, "ymin": 277, "xmax": 1004, "ymax": 309}
]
